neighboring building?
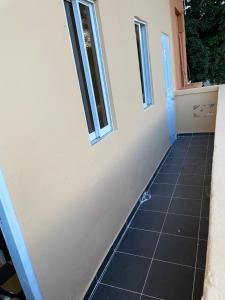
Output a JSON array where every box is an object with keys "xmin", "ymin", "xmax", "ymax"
[
  {"xmin": 0, "ymin": 1, "xmax": 218, "ymax": 300},
  {"xmin": 170, "ymin": 0, "xmax": 188, "ymax": 88}
]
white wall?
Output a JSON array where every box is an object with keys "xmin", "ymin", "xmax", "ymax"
[
  {"xmin": 203, "ymin": 85, "xmax": 225, "ymax": 300},
  {"xmin": 175, "ymin": 86, "xmax": 218, "ymax": 134},
  {"xmin": 0, "ymin": 1, "xmax": 174, "ymax": 299}
]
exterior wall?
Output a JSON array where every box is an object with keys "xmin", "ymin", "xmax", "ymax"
[
  {"xmin": 170, "ymin": 0, "xmax": 188, "ymax": 89},
  {"xmin": 0, "ymin": 1, "xmax": 174, "ymax": 299},
  {"xmin": 203, "ymin": 85, "xmax": 225, "ymax": 300},
  {"xmin": 175, "ymin": 86, "xmax": 218, "ymax": 133}
]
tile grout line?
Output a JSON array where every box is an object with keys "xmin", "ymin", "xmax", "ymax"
[
  {"xmin": 138, "ymin": 137, "xmax": 193, "ymax": 300},
  {"xmin": 155, "ymin": 182, "xmax": 205, "ymax": 187},
  {"xmin": 87, "ymin": 199, "xmax": 144, "ymax": 300},
  {"xmin": 99, "ymin": 282, "xmax": 141, "ymax": 296},
  {"xmin": 139, "ymin": 209, "xmax": 201, "ymax": 218},
  {"xmin": 115, "ymin": 250, "xmax": 205, "ymax": 270},
  {"xmin": 148, "ymin": 193, "xmax": 203, "ymax": 200},
  {"xmin": 143, "ymin": 195, "xmax": 205, "ymax": 201},
  {"xmin": 148, "ymin": 147, "xmax": 175, "ymax": 188},
  {"xmin": 128, "ymin": 226, "xmax": 208, "ymax": 241},
  {"xmin": 99, "ymin": 282, "xmax": 166, "ymax": 300},
  {"xmin": 146, "ymin": 145, "xmax": 176, "ymax": 191},
  {"xmin": 191, "ymin": 134, "xmax": 210, "ymax": 300},
  {"xmin": 159, "ymin": 172, "xmax": 206, "ymax": 175}
]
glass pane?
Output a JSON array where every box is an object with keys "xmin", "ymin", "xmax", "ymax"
[
  {"xmin": 64, "ymin": 1, "xmax": 95, "ymax": 134},
  {"xmin": 135, "ymin": 23, "xmax": 145, "ymax": 103},
  {"xmin": 79, "ymin": 3, "xmax": 108, "ymax": 129}
]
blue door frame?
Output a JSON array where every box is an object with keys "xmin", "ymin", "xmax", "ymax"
[
  {"xmin": 0, "ymin": 170, "xmax": 43, "ymax": 300},
  {"xmin": 161, "ymin": 33, "xmax": 176, "ymax": 144}
]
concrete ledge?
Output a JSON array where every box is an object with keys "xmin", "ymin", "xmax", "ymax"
[
  {"xmin": 203, "ymin": 85, "xmax": 225, "ymax": 300},
  {"xmin": 175, "ymin": 87, "xmax": 218, "ymax": 134},
  {"xmin": 175, "ymin": 85, "xmax": 219, "ymax": 97}
]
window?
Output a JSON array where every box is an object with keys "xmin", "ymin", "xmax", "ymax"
[
  {"xmin": 64, "ymin": 0, "xmax": 113, "ymax": 143},
  {"xmin": 134, "ymin": 18, "xmax": 153, "ymax": 108}
]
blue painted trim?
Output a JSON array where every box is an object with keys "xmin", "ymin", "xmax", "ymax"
[
  {"xmin": 0, "ymin": 170, "xmax": 43, "ymax": 300},
  {"xmin": 83, "ymin": 145, "xmax": 172, "ymax": 299}
]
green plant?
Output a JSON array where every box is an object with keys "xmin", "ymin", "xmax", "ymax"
[{"xmin": 185, "ymin": 0, "xmax": 225, "ymax": 84}]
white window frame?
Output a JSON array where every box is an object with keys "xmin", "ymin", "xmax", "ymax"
[
  {"xmin": 134, "ymin": 18, "xmax": 153, "ymax": 108},
  {"xmin": 68, "ymin": 0, "xmax": 113, "ymax": 143}
]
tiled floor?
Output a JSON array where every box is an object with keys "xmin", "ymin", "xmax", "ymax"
[{"xmin": 90, "ymin": 135, "xmax": 213, "ymax": 300}]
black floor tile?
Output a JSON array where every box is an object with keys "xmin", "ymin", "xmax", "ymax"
[
  {"xmin": 204, "ymin": 175, "xmax": 211, "ymax": 186},
  {"xmin": 208, "ymin": 142, "xmax": 214, "ymax": 149},
  {"xmin": 193, "ymin": 269, "xmax": 205, "ymax": 300},
  {"xmin": 144, "ymin": 260, "xmax": 194, "ymax": 300},
  {"xmin": 155, "ymin": 234, "xmax": 197, "ymax": 267},
  {"xmin": 185, "ymin": 152, "xmax": 207, "ymax": 160},
  {"xmin": 181, "ymin": 163, "xmax": 205, "ymax": 175},
  {"xmin": 165, "ymin": 155, "xmax": 184, "ymax": 164},
  {"xmin": 192, "ymin": 134, "xmax": 209, "ymax": 137},
  {"xmin": 206, "ymin": 160, "xmax": 212, "ymax": 167},
  {"xmin": 149, "ymin": 183, "xmax": 175, "ymax": 197},
  {"xmin": 140, "ymin": 196, "xmax": 171, "ymax": 212},
  {"xmin": 101, "ymin": 252, "xmax": 149, "ymax": 293},
  {"xmin": 118, "ymin": 228, "xmax": 159, "ymax": 258},
  {"xmin": 201, "ymin": 200, "xmax": 210, "ymax": 218},
  {"xmin": 174, "ymin": 185, "xmax": 203, "ymax": 200},
  {"xmin": 181, "ymin": 161, "xmax": 205, "ymax": 170},
  {"xmin": 92, "ymin": 284, "xmax": 140, "ymax": 300},
  {"xmin": 208, "ymin": 146, "xmax": 214, "ymax": 154},
  {"xmin": 178, "ymin": 174, "xmax": 204, "ymax": 186},
  {"xmin": 207, "ymin": 147, "xmax": 214, "ymax": 155},
  {"xmin": 207, "ymin": 155, "xmax": 213, "ymax": 162},
  {"xmin": 170, "ymin": 149, "xmax": 187, "ymax": 157},
  {"xmin": 207, "ymin": 154, "xmax": 214, "ymax": 161},
  {"xmin": 190, "ymin": 143, "xmax": 208, "ymax": 149},
  {"xmin": 183, "ymin": 157, "xmax": 205, "ymax": 166},
  {"xmin": 141, "ymin": 296, "xmax": 156, "ymax": 300},
  {"xmin": 199, "ymin": 218, "xmax": 209, "ymax": 240},
  {"xmin": 171, "ymin": 143, "xmax": 188, "ymax": 150},
  {"xmin": 163, "ymin": 214, "xmax": 199, "ymax": 238},
  {"xmin": 177, "ymin": 136, "xmax": 192, "ymax": 141},
  {"xmin": 160, "ymin": 164, "xmax": 181, "ymax": 174},
  {"xmin": 197, "ymin": 240, "xmax": 207, "ymax": 269},
  {"xmin": 188, "ymin": 147, "xmax": 207, "ymax": 155},
  {"xmin": 130, "ymin": 210, "xmax": 165, "ymax": 231},
  {"xmin": 191, "ymin": 140, "xmax": 208, "ymax": 147},
  {"xmin": 154, "ymin": 173, "xmax": 179, "ymax": 184},
  {"xmin": 203, "ymin": 185, "xmax": 211, "ymax": 202},
  {"xmin": 169, "ymin": 197, "xmax": 201, "ymax": 217},
  {"xmin": 205, "ymin": 163, "xmax": 212, "ymax": 175}
]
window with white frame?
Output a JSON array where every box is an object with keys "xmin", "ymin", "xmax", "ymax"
[
  {"xmin": 64, "ymin": 0, "xmax": 113, "ymax": 143},
  {"xmin": 134, "ymin": 18, "xmax": 153, "ymax": 108}
]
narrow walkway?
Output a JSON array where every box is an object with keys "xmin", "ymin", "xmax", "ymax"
[{"xmin": 90, "ymin": 135, "xmax": 214, "ymax": 300}]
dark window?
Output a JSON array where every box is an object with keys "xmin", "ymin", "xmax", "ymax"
[
  {"xmin": 79, "ymin": 3, "xmax": 108, "ymax": 129},
  {"xmin": 64, "ymin": 1, "xmax": 95, "ymax": 134}
]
